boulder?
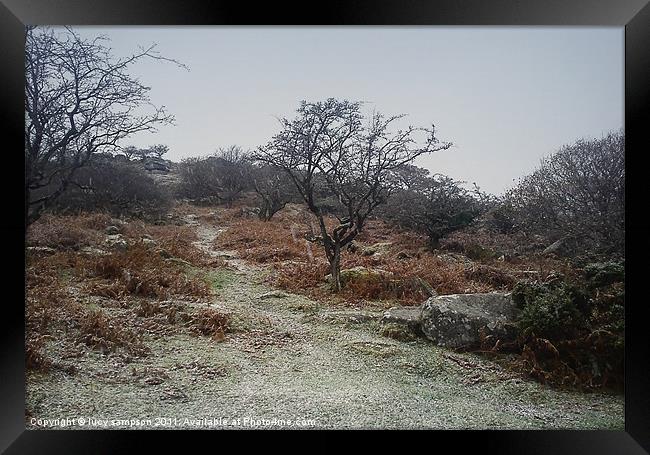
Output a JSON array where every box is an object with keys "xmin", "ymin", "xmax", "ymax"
[
  {"xmin": 143, "ymin": 157, "xmax": 171, "ymax": 173},
  {"xmin": 26, "ymin": 246, "xmax": 56, "ymax": 256},
  {"xmin": 348, "ymin": 241, "xmax": 393, "ymax": 256},
  {"xmin": 105, "ymin": 225, "xmax": 121, "ymax": 235},
  {"xmin": 542, "ymin": 238, "xmax": 566, "ymax": 255},
  {"xmin": 158, "ymin": 249, "xmax": 173, "ymax": 259},
  {"xmin": 362, "ymin": 242, "xmax": 393, "ymax": 256},
  {"xmin": 239, "ymin": 207, "xmax": 260, "ymax": 218},
  {"xmin": 420, "ymin": 293, "xmax": 519, "ymax": 348},
  {"xmin": 80, "ymin": 246, "xmax": 108, "ymax": 256},
  {"xmin": 381, "ymin": 306, "xmax": 422, "ymax": 333},
  {"xmin": 104, "ymin": 234, "xmax": 128, "ymax": 252}
]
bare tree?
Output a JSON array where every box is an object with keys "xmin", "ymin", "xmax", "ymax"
[
  {"xmin": 210, "ymin": 145, "xmax": 250, "ymax": 207},
  {"xmin": 255, "ymin": 98, "xmax": 452, "ymax": 291},
  {"xmin": 506, "ymin": 131, "xmax": 625, "ymax": 256},
  {"xmin": 251, "ymin": 165, "xmax": 298, "ymax": 221},
  {"xmin": 178, "ymin": 145, "xmax": 251, "ymax": 206},
  {"xmin": 24, "ymin": 26, "xmax": 185, "ymax": 226}
]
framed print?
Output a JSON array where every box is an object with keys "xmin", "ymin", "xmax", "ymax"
[{"xmin": 2, "ymin": 0, "xmax": 649, "ymax": 452}]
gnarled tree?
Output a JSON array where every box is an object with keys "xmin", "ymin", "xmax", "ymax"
[
  {"xmin": 250, "ymin": 165, "xmax": 299, "ymax": 221},
  {"xmin": 25, "ymin": 26, "xmax": 184, "ymax": 226},
  {"xmin": 255, "ymin": 98, "xmax": 452, "ymax": 291}
]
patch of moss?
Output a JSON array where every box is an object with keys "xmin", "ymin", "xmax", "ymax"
[{"xmin": 189, "ymin": 268, "xmax": 235, "ymax": 292}]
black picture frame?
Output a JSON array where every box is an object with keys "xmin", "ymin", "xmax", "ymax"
[{"xmin": 2, "ymin": 0, "xmax": 649, "ymax": 452}]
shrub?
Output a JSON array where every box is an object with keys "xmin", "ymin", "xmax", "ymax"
[
  {"xmin": 188, "ymin": 308, "xmax": 231, "ymax": 340},
  {"xmin": 25, "ymin": 336, "xmax": 52, "ymax": 371},
  {"xmin": 46, "ymin": 155, "xmax": 173, "ymax": 220},
  {"xmin": 77, "ymin": 309, "xmax": 148, "ymax": 355},
  {"xmin": 484, "ymin": 274, "xmax": 624, "ymax": 390},
  {"xmin": 505, "ymin": 131, "xmax": 624, "ymax": 256},
  {"xmin": 380, "ymin": 167, "xmax": 489, "ymax": 250},
  {"xmin": 27, "ymin": 214, "xmax": 100, "ymax": 250},
  {"xmin": 215, "ymin": 216, "xmax": 317, "ymax": 263},
  {"xmin": 517, "ymin": 285, "xmax": 589, "ymax": 340},
  {"xmin": 583, "ymin": 261, "xmax": 625, "ymax": 288},
  {"xmin": 88, "ymin": 243, "xmax": 212, "ymax": 300},
  {"xmin": 177, "ymin": 146, "xmax": 252, "ymax": 206}
]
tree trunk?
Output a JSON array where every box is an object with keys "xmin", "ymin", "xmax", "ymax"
[
  {"xmin": 330, "ymin": 244, "xmax": 342, "ymax": 292},
  {"xmin": 428, "ymin": 235, "xmax": 441, "ymax": 251},
  {"xmin": 25, "ymin": 185, "xmax": 31, "ymax": 232}
]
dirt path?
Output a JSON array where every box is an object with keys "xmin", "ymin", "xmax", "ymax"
[{"xmin": 26, "ymin": 212, "xmax": 624, "ymax": 430}]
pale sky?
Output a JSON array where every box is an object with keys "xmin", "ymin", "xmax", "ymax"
[{"xmin": 73, "ymin": 26, "xmax": 624, "ymax": 195}]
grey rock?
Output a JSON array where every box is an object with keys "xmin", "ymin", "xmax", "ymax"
[
  {"xmin": 381, "ymin": 306, "xmax": 423, "ymax": 334},
  {"xmin": 80, "ymin": 246, "xmax": 108, "ymax": 256},
  {"xmin": 321, "ymin": 310, "xmax": 382, "ymax": 324},
  {"xmin": 165, "ymin": 257, "xmax": 192, "ymax": 267},
  {"xmin": 142, "ymin": 237, "xmax": 157, "ymax": 246},
  {"xmin": 105, "ymin": 225, "xmax": 120, "ymax": 235},
  {"xmin": 362, "ymin": 242, "xmax": 393, "ymax": 256},
  {"xmin": 349, "ymin": 241, "xmax": 393, "ymax": 257},
  {"xmin": 104, "ymin": 234, "xmax": 128, "ymax": 251},
  {"xmin": 542, "ymin": 239, "xmax": 564, "ymax": 254},
  {"xmin": 26, "ymin": 246, "xmax": 56, "ymax": 255},
  {"xmin": 421, "ymin": 293, "xmax": 519, "ymax": 348},
  {"xmin": 258, "ymin": 290, "xmax": 289, "ymax": 300},
  {"xmin": 213, "ymin": 252, "xmax": 236, "ymax": 259},
  {"xmin": 143, "ymin": 157, "xmax": 171, "ymax": 173},
  {"xmin": 239, "ymin": 207, "xmax": 260, "ymax": 218}
]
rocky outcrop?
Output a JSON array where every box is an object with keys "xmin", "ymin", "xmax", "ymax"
[
  {"xmin": 143, "ymin": 156, "xmax": 171, "ymax": 173},
  {"xmin": 420, "ymin": 293, "xmax": 519, "ymax": 348}
]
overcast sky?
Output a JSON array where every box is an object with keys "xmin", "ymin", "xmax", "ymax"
[{"xmin": 74, "ymin": 26, "xmax": 623, "ymax": 195}]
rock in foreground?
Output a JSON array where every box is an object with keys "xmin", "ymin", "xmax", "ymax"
[
  {"xmin": 380, "ymin": 306, "xmax": 423, "ymax": 341},
  {"xmin": 381, "ymin": 306, "xmax": 422, "ymax": 333},
  {"xmin": 421, "ymin": 293, "xmax": 518, "ymax": 348}
]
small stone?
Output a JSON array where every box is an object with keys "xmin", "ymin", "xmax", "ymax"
[
  {"xmin": 259, "ymin": 290, "xmax": 289, "ymax": 299},
  {"xmin": 26, "ymin": 246, "xmax": 56, "ymax": 255}
]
